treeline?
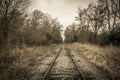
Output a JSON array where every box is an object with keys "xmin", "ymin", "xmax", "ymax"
[
  {"xmin": 65, "ymin": 0, "xmax": 120, "ymax": 46},
  {"xmin": 0, "ymin": 0, "xmax": 62, "ymax": 52},
  {"xmin": 23, "ymin": 10, "xmax": 62, "ymax": 46}
]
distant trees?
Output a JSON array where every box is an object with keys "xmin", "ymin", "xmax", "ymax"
[
  {"xmin": 65, "ymin": 23, "xmax": 78, "ymax": 42},
  {"xmin": 23, "ymin": 10, "xmax": 62, "ymax": 46},
  {"xmin": 65, "ymin": 0, "xmax": 120, "ymax": 46}
]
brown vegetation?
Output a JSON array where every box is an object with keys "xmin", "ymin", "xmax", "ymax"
[
  {"xmin": 67, "ymin": 42, "xmax": 120, "ymax": 79},
  {"xmin": 0, "ymin": 44, "xmax": 57, "ymax": 80},
  {"xmin": 65, "ymin": 0, "xmax": 120, "ymax": 46}
]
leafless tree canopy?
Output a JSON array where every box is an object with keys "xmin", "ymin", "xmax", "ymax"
[
  {"xmin": 0, "ymin": 0, "xmax": 62, "ymax": 52},
  {"xmin": 65, "ymin": 0, "xmax": 120, "ymax": 46}
]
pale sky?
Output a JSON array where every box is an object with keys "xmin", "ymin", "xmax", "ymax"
[{"xmin": 30, "ymin": 0, "xmax": 97, "ymax": 26}]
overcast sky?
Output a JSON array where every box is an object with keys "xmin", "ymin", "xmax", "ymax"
[{"xmin": 31, "ymin": 0, "xmax": 97, "ymax": 26}]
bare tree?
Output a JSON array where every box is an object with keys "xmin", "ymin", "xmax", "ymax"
[
  {"xmin": 0, "ymin": 0, "xmax": 30, "ymax": 51},
  {"xmin": 23, "ymin": 10, "xmax": 62, "ymax": 45}
]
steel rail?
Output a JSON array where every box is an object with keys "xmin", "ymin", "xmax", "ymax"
[
  {"xmin": 42, "ymin": 48, "xmax": 62, "ymax": 80},
  {"xmin": 65, "ymin": 48, "xmax": 85, "ymax": 80}
]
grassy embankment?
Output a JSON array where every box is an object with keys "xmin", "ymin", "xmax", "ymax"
[
  {"xmin": 0, "ymin": 43, "xmax": 120, "ymax": 79},
  {"xmin": 0, "ymin": 44, "xmax": 58, "ymax": 80},
  {"xmin": 68, "ymin": 42, "xmax": 120, "ymax": 79}
]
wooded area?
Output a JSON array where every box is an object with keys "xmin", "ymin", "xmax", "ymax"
[
  {"xmin": 0, "ymin": 0, "xmax": 120, "ymax": 53},
  {"xmin": 0, "ymin": 0, "xmax": 62, "ymax": 53},
  {"xmin": 0, "ymin": 1, "xmax": 63, "ymax": 79},
  {"xmin": 0, "ymin": 0, "xmax": 120, "ymax": 80},
  {"xmin": 65, "ymin": 0, "xmax": 120, "ymax": 46}
]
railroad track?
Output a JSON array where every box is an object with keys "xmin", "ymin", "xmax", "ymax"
[
  {"xmin": 65, "ymin": 48, "xmax": 85, "ymax": 80},
  {"xmin": 42, "ymin": 47, "xmax": 85, "ymax": 80},
  {"xmin": 42, "ymin": 48, "xmax": 62, "ymax": 80}
]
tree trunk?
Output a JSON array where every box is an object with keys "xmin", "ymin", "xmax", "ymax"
[{"xmin": 106, "ymin": 0, "xmax": 111, "ymax": 32}]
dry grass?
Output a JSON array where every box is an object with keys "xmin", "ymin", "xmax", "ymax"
[
  {"xmin": 68, "ymin": 42, "xmax": 120, "ymax": 78},
  {"xmin": 0, "ymin": 44, "xmax": 57, "ymax": 80},
  {"xmin": 1, "ymin": 43, "xmax": 119, "ymax": 79}
]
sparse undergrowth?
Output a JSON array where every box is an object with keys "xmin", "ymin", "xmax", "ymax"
[
  {"xmin": 0, "ymin": 44, "xmax": 57, "ymax": 80},
  {"xmin": 68, "ymin": 42, "xmax": 120, "ymax": 79},
  {"xmin": 0, "ymin": 43, "xmax": 120, "ymax": 80},
  {"xmin": 0, "ymin": 51, "xmax": 31, "ymax": 80}
]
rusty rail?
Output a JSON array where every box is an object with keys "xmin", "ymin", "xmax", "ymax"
[
  {"xmin": 42, "ymin": 48, "xmax": 62, "ymax": 80},
  {"xmin": 65, "ymin": 48, "xmax": 85, "ymax": 80},
  {"xmin": 42, "ymin": 47, "xmax": 85, "ymax": 80}
]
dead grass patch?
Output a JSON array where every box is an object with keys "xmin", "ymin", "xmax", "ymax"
[
  {"xmin": 0, "ymin": 44, "xmax": 57, "ymax": 80},
  {"xmin": 68, "ymin": 42, "xmax": 120, "ymax": 78}
]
